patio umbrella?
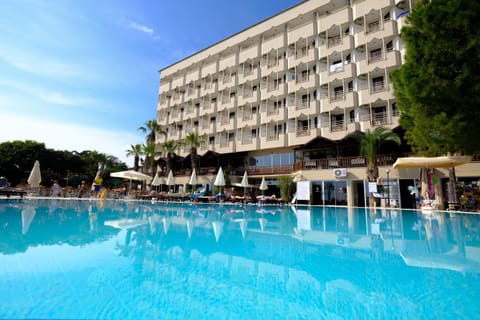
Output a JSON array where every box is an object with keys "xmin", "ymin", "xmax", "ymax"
[
  {"xmin": 27, "ymin": 160, "xmax": 42, "ymax": 188},
  {"xmin": 151, "ymin": 167, "xmax": 165, "ymax": 192},
  {"xmin": 188, "ymin": 168, "xmax": 198, "ymax": 192},
  {"xmin": 259, "ymin": 176, "xmax": 268, "ymax": 196},
  {"xmin": 240, "ymin": 171, "xmax": 249, "ymax": 197},
  {"xmin": 111, "ymin": 169, "xmax": 152, "ymax": 192},
  {"xmin": 214, "ymin": 167, "xmax": 225, "ymax": 194},
  {"xmin": 111, "ymin": 170, "xmax": 153, "ymax": 182},
  {"xmin": 166, "ymin": 170, "xmax": 176, "ymax": 191}
]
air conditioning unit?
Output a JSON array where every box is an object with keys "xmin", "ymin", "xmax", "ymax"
[{"xmin": 333, "ymin": 168, "xmax": 347, "ymax": 177}]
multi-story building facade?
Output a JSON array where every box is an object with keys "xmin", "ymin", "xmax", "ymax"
[{"xmin": 156, "ymin": 0, "xmax": 480, "ymax": 210}]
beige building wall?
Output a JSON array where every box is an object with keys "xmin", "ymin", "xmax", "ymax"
[{"xmin": 157, "ymin": 0, "xmax": 414, "ymax": 158}]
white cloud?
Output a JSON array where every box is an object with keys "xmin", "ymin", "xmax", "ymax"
[
  {"xmin": 0, "ymin": 47, "xmax": 91, "ymax": 81},
  {"xmin": 0, "ymin": 79, "xmax": 99, "ymax": 107},
  {"xmin": 129, "ymin": 21, "xmax": 154, "ymax": 36},
  {"xmin": 0, "ymin": 112, "xmax": 144, "ymax": 166}
]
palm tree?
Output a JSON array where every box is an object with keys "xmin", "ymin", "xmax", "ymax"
[
  {"xmin": 126, "ymin": 144, "xmax": 143, "ymax": 171},
  {"xmin": 138, "ymin": 119, "xmax": 167, "ymax": 145},
  {"xmin": 142, "ymin": 142, "xmax": 162, "ymax": 177},
  {"xmin": 348, "ymin": 127, "xmax": 401, "ymax": 207},
  {"xmin": 161, "ymin": 140, "xmax": 182, "ymax": 174},
  {"xmin": 349, "ymin": 127, "xmax": 401, "ymax": 182},
  {"xmin": 185, "ymin": 132, "xmax": 202, "ymax": 172}
]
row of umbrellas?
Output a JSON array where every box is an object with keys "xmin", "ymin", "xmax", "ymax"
[
  {"xmin": 112, "ymin": 167, "xmax": 269, "ymax": 196},
  {"xmin": 23, "ymin": 160, "xmax": 268, "ymax": 195}
]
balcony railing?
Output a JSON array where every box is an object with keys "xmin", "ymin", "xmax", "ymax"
[{"xmin": 292, "ymin": 154, "xmax": 401, "ymax": 171}]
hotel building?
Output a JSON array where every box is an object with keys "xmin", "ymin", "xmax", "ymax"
[{"xmin": 156, "ymin": 0, "xmax": 480, "ymax": 210}]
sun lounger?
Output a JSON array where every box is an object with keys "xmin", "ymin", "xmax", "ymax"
[{"xmin": 0, "ymin": 188, "xmax": 26, "ymax": 198}]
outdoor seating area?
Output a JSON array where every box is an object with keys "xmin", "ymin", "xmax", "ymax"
[{"xmin": 0, "ymin": 188, "xmax": 26, "ymax": 198}]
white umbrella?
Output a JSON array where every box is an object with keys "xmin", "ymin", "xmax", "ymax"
[
  {"xmin": 166, "ymin": 170, "xmax": 175, "ymax": 186},
  {"xmin": 111, "ymin": 169, "xmax": 152, "ymax": 192},
  {"xmin": 214, "ymin": 167, "xmax": 225, "ymax": 194},
  {"xmin": 151, "ymin": 173, "xmax": 165, "ymax": 186},
  {"xmin": 166, "ymin": 170, "xmax": 175, "ymax": 192},
  {"xmin": 188, "ymin": 168, "xmax": 198, "ymax": 187},
  {"xmin": 214, "ymin": 167, "xmax": 225, "ymax": 186},
  {"xmin": 240, "ymin": 171, "xmax": 249, "ymax": 197},
  {"xmin": 110, "ymin": 170, "xmax": 153, "ymax": 183},
  {"xmin": 27, "ymin": 160, "xmax": 42, "ymax": 188},
  {"xmin": 151, "ymin": 166, "xmax": 165, "ymax": 192},
  {"xmin": 259, "ymin": 176, "xmax": 268, "ymax": 196}
]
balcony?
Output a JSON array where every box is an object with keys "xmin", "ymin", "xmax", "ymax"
[
  {"xmin": 355, "ymin": 20, "xmax": 397, "ymax": 46},
  {"xmin": 292, "ymin": 153, "xmax": 400, "ymax": 171},
  {"xmin": 353, "ymin": 0, "xmax": 393, "ymax": 20},
  {"xmin": 318, "ymin": 7, "xmax": 352, "ymax": 32},
  {"xmin": 260, "ymin": 132, "xmax": 286, "ymax": 149}
]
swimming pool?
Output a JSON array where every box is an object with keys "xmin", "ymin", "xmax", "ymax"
[{"xmin": 0, "ymin": 199, "xmax": 479, "ymax": 319}]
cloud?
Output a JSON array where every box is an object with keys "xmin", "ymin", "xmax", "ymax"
[
  {"xmin": 0, "ymin": 47, "xmax": 91, "ymax": 81},
  {"xmin": 0, "ymin": 112, "xmax": 144, "ymax": 166},
  {"xmin": 129, "ymin": 21, "xmax": 154, "ymax": 36},
  {"xmin": 0, "ymin": 79, "xmax": 99, "ymax": 107}
]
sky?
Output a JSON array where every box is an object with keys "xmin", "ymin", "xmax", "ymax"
[{"xmin": 0, "ymin": 0, "xmax": 302, "ymax": 166}]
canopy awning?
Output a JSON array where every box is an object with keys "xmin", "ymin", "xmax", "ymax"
[{"xmin": 393, "ymin": 156, "xmax": 472, "ymax": 169}]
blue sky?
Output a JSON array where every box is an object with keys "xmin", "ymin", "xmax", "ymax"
[{"xmin": 0, "ymin": 0, "xmax": 301, "ymax": 166}]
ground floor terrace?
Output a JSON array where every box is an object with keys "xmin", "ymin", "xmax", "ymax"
[{"xmin": 153, "ymin": 153, "xmax": 480, "ymax": 212}]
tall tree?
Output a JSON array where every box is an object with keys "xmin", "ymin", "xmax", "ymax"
[
  {"xmin": 138, "ymin": 119, "xmax": 167, "ymax": 145},
  {"xmin": 142, "ymin": 142, "xmax": 162, "ymax": 177},
  {"xmin": 184, "ymin": 132, "xmax": 202, "ymax": 172},
  {"xmin": 349, "ymin": 127, "xmax": 401, "ymax": 183},
  {"xmin": 391, "ymin": 0, "xmax": 480, "ymax": 155},
  {"xmin": 161, "ymin": 140, "xmax": 181, "ymax": 174},
  {"xmin": 349, "ymin": 127, "xmax": 401, "ymax": 209},
  {"xmin": 125, "ymin": 144, "xmax": 143, "ymax": 171}
]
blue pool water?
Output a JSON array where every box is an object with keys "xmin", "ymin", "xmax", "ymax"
[{"xmin": 0, "ymin": 198, "xmax": 479, "ymax": 319}]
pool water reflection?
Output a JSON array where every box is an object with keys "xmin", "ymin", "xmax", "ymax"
[{"xmin": 0, "ymin": 199, "xmax": 479, "ymax": 319}]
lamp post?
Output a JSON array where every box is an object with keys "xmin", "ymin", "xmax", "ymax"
[{"xmin": 385, "ymin": 168, "xmax": 395, "ymax": 250}]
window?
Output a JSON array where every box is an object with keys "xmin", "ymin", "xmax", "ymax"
[
  {"xmin": 229, "ymin": 112, "xmax": 235, "ymax": 119},
  {"xmin": 301, "ymin": 70, "xmax": 308, "ymax": 81},
  {"xmin": 372, "ymin": 76, "xmax": 384, "ymax": 92},
  {"xmin": 251, "ymin": 129, "xmax": 257, "ymax": 138},
  {"xmin": 368, "ymin": 20, "xmax": 380, "ymax": 33},
  {"xmin": 349, "ymin": 110, "xmax": 355, "ymax": 123},
  {"xmin": 334, "ymin": 86, "xmax": 344, "ymax": 100},
  {"xmin": 386, "ymin": 41, "xmax": 393, "ymax": 51},
  {"xmin": 302, "ymin": 94, "xmax": 309, "ymax": 106},
  {"xmin": 369, "ymin": 48, "xmax": 382, "ymax": 62},
  {"xmin": 348, "ymin": 81, "xmax": 354, "ymax": 92}
]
